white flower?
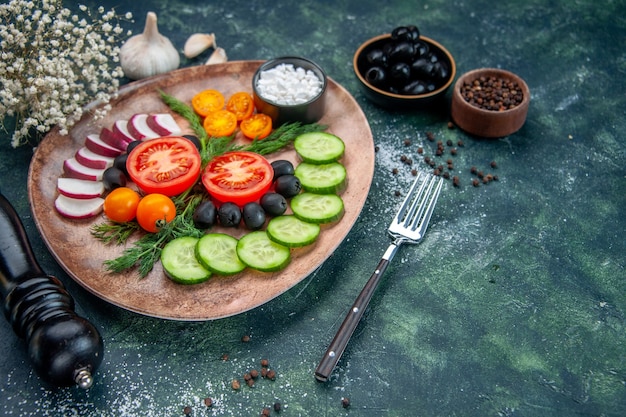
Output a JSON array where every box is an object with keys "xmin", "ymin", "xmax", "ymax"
[{"xmin": 0, "ymin": 0, "xmax": 133, "ymax": 147}]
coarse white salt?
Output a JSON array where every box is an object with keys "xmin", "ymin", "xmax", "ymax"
[{"xmin": 256, "ymin": 63, "xmax": 323, "ymax": 105}]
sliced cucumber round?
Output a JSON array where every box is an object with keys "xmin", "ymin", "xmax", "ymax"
[
  {"xmin": 294, "ymin": 162, "xmax": 347, "ymax": 194},
  {"xmin": 161, "ymin": 236, "xmax": 211, "ymax": 284},
  {"xmin": 266, "ymin": 215, "xmax": 321, "ymax": 248},
  {"xmin": 196, "ymin": 233, "xmax": 246, "ymax": 275},
  {"xmin": 294, "ymin": 132, "xmax": 345, "ymax": 164},
  {"xmin": 290, "ymin": 192, "xmax": 345, "ymax": 224},
  {"xmin": 236, "ymin": 231, "xmax": 291, "ymax": 272}
]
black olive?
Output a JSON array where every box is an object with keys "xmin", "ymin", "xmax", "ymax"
[
  {"xmin": 260, "ymin": 192, "xmax": 288, "ymax": 216},
  {"xmin": 102, "ymin": 166, "xmax": 126, "ymax": 190},
  {"xmin": 217, "ymin": 202, "xmax": 241, "ymax": 227},
  {"xmin": 389, "ymin": 62, "xmax": 411, "ymax": 84},
  {"xmin": 242, "ymin": 202, "xmax": 266, "ymax": 230},
  {"xmin": 125, "ymin": 140, "xmax": 142, "ymax": 154},
  {"xmin": 391, "ymin": 26, "xmax": 411, "ymax": 41},
  {"xmin": 182, "ymin": 134, "xmax": 202, "ymax": 151},
  {"xmin": 412, "ymin": 40, "xmax": 430, "ymax": 59},
  {"xmin": 388, "ymin": 41, "xmax": 414, "ymax": 63},
  {"xmin": 428, "ymin": 52, "xmax": 441, "ymax": 64},
  {"xmin": 364, "ymin": 66, "xmax": 387, "ymax": 87},
  {"xmin": 274, "ymin": 174, "xmax": 302, "ymax": 198},
  {"xmin": 432, "ymin": 61, "xmax": 450, "ymax": 81},
  {"xmin": 192, "ymin": 200, "xmax": 217, "ymax": 229},
  {"xmin": 271, "ymin": 160, "xmax": 295, "ymax": 180},
  {"xmin": 411, "ymin": 58, "xmax": 435, "ymax": 79},
  {"xmin": 113, "ymin": 153, "xmax": 129, "ymax": 176},
  {"xmin": 402, "ymin": 80, "xmax": 427, "ymax": 95},
  {"xmin": 365, "ymin": 48, "xmax": 387, "ymax": 66},
  {"xmin": 406, "ymin": 25, "xmax": 420, "ymax": 41}
]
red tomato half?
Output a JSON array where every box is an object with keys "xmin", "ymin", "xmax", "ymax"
[
  {"xmin": 201, "ymin": 151, "xmax": 274, "ymax": 206},
  {"xmin": 127, "ymin": 136, "xmax": 202, "ymax": 197}
]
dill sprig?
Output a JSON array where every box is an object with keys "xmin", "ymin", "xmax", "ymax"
[
  {"xmin": 91, "ymin": 221, "xmax": 140, "ymax": 245},
  {"xmin": 102, "ymin": 194, "xmax": 204, "ymax": 278}
]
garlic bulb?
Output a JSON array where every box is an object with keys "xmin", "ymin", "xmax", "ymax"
[
  {"xmin": 206, "ymin": 47, "xmax": 228, "ymax": 65},
  {"xmin": 184, "ymin": 33, "xmax": 216, "ymax": 59},
  {"xmin": 120, "ymin": 12, "xmax": 180, "ymax": 80}
]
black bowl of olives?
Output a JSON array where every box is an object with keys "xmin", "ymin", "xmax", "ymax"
[{"xmin": 353, "ymin": 26, "xmax": 456, "ymax": 109}]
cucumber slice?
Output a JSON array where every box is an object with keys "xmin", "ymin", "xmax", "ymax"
[
  {"xmin": 161, "ymin": 236, "xmax": 211, "ymax": 284},
  {"xmin": 236, "ymin": 231, "xmax": 291, "ymax": 272},
  {"xmin": 196, "ymin": 233, "xmax": 246, "ymax": 275},
  {"xmin": 290, "ymin": 192, "xmax": 345, "ymax": 224},
  {"xmin": 266, "ymin": 215, "xmax": 321, "ymax": 248},
  {"xmin": 294, "ymin": 132, "xmax": 345, "ymax": 164},
  {"xmin": 294, "ymin": 162, "xmax": 347, "ymax": 194}
]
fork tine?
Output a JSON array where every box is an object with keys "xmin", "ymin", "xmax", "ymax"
[
  {"xmin": 410, "ymin": 175, "xmax": 443, "ymax": 232},
  {"xmin": 393, "ymin": 172, "xmax": 427, "ymax": 224}
]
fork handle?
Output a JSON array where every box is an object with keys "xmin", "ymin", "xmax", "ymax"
[{"xmin": 314, "ymin": 243, "xmax": 399, "ymax": 382}]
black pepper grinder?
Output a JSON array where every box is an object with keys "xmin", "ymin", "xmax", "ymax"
[{"xmin": 0, "ymin": 191, "xmax": 103, "ymax": 388}]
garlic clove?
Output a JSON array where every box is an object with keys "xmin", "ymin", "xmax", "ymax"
[
  {"xmin": 120, "ymin": 12, "xmax": 180, "ymax": 80},
  {"xmin": 206, "ymin": 47, "xmax": 228, "ymax": 65},
  {"xmin": 184, "ymin": 33, "xmax": 217, "ymax": 59}
]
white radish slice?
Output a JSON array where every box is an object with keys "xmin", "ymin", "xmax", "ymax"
[
  {"xmin": 57, "ymin": 177, "xmax": 105, "ymax": 199},
  {"xmin": 146, "ymin": 113, "xmax": 183, "ymax": 136},
  {"xmin": 63, "ymin": 157, "xmax": 106, "ymax": 181},
  {"xmin": 85, "ymin": 133, "xmax": 123, "ymax": 157},
  {"xmin": 112, "ymin": 120, "xmax": 136, "ymax": 144},
  {"xmin": 127, "ymin": 113, "xmax": 160, "ymax": 140},
  {"xmin": 75, "ymin": 147, "xmax": 115, "ymax": 170},
  {"xmin": 55, "ymin": 194, "xmax": 104, "ymax": 219},
  {"xmin": 99, "ymin": 127, "xmax": 129, "ymax": 151}
]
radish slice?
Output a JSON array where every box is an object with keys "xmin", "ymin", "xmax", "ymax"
[
  {"xmin": 57, "ymin": 178, "xmax": 105, "ymax": 199},
  {"xmin": 85, "ymin": 133, "xmax": 123, "ymax": 157},
  {"xmin": 146, "ymin": 113, "xmax": 183, "ymax": 136},
  {"xmin": 112, "ymin": 120, "xmax": 136, "ymax": 143},
  {"xmin": 75, "ymin": 147, "xmax": 115, "ymax": 170},
  {"xmin": 127, "ymin": 114, "xmax": 160, "ymax": 140},
  {"xmin": 55, "ymin": 194, "xmax": 104, "ymax": 219},
  {"xmin": 63, "ymin": 157, "xmax": 106, "ymax": 181},
  {"xmin": 99, "ymin": 127, "xmax": 129, "ymax": 151}
]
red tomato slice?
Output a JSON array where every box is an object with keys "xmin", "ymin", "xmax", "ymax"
[
  {"xmin": 201, "ymin": 151, "xmax": 274, "ymax": 206},
  {"xmin": 126, "ymin": 136, "xmax": 202, "ymax": 197}
]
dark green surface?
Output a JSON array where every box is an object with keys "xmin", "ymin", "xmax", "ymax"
[{"xmin": 1, "ymin": 0, "xmax": 625, "ymax": 416}]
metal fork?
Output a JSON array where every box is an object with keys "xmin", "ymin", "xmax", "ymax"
[{"xmin": 314, "ymin": 172, "xmax": 444, "ymax": 382}]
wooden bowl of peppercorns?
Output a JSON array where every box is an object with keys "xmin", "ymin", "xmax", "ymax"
[{"xmin": 450, "ymin": 68, "xmax": 530, "ymax": 138}]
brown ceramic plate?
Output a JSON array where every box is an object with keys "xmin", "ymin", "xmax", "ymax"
[{"xmin": 27, "ymin": 61, "xmax": 374, "ymax": 321}]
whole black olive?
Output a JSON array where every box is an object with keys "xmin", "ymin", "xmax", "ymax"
[
  {"xmin": 102, "ymin": 166, "xmax": 126, "ymax": 191},
  {"xmin": 260, "ymin": 192, "xmax": 288, "ymax": 216},
  {"xmin": 271, "ymin": 159, "xmax": 295, "ymax": 180},
  {"xmin": 412, "ymin": 40, "xmax": 430, "ymax": 59},
  {"xmin": 217, "ymin": 202, "xmax": 241, "ymax": 227},
  {"xmin": 274, "ymin": 174, "xmax": 302, "ymax": 198},
  {"xmin": 242, "ymin": 202, "xmax": 266, "ymax": 230},
  {"xmin": 388, "ymin": 41, "xmax": 414, "ymax": 63},
  {"xmin": 364, "ymin": 66, "xmax": 387, "ymax": 88},
  {"xmin": 389, "ymin": 62, "xmax": 412, "ymax": 84},
  {"xmin": 391, "ymin": 26, "xmax": 411, "ymax": 41},
  {"xmin": 125, "ymin": 140, "xmax": 142, "ymax": 154},
  {"xmin": 182, "ymin": 134, "xmax": 202, "ymax": 151},
  {"xmin": 406, "ymin": 25, "xmax": 420, "ymax": 41},
  {"xmin": 411, "ymin": 58, "xmax": 435, "ymax": 79},
  {"xmin": 432, "ymin": 61, "xmax": 450, "ymax": 81},
  {"xmin": 402, "ymin": 80, "xmax": 427, "ymax": 95},
  {"xmin": 365, "ymin": 48, "xmax": 387, "ymax": 66},
  {"xmin": 113, "ymin": 153, "xmax": 129, "ymax": 176},
  {"xmin": 193, "ymin": 200, "xmax": 217, "ymax": 229},
  {"xmin": 428, "ymin": 52, "xmax": 441, "ymax": 64}
]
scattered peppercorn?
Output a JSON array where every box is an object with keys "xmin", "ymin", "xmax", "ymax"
[
  {"xmin": 266, "ymin": 369, "xmax": 276, "ymax": 380},
  {"xmin": 231, "ymin": 379, "xmax": 241, "ymax": 390},
  {"xmin": 246, "ymin": 378, "xmax": 255, "ymax": 387},
  {"xmin": 447, "ymin": 121, "xmax": 455, "ymax": 129},
  {"xmin": 204, "ymin": 398, "xmax": 213, "ymax": 407},
  {"xmin": 453, "ymin": 176, "xmax": 460, "ymax": 187},
  {"xmin": 342, "ymin": 397, "xmax": 351, "ymax": 408},
  {"xmin": 260, "ymin": 359, "xmax": 269, "ymax": 367},
  {"xmin": 404, "ymin": 139, "xmax": 411, "ymax": 146},
  {"xmin": 490, "ymin": 160, "xmax": 497, "ymax": 168},
  {"xmin": 241, "ymin": 335, "xmax": 250, "ymax": 342},
  {"xmin": 443, "ymin": 171, "xmax": 450, "ymax": 179},
  {"xmin": 472, "ymin": 178, "xmax": 480, "ymax": 187},
  {"xmin": 374, "ymin": 145, "xmax": 379, "ymax": 152},
  {"xmin": 183, "ymin": 406, "xmax": 192, "ymax": 415},
  {"xmin": 261, "ymin": 407, "xmax": 271, "ymax": 416},
  {"xmin": 426, "ymin": 131, "xmax": 435, "ymax": 141},
  {"xmin": 470, "ymin": 166, "xmax": 477, "ymax": 174},
  {"xmin": 446, "ymin": 139, "xmax": 453, "ymax": 146},
  {"xmin": 450, "ymin": 147, "xmax": 457, "ymax": 155},
  {"xmin": 411, "ymin": 169, "xmax": 418, "ymax": 176},
  {"xmin": 221, "ymin": 353, "xmax": 229, "ymax": 361},
  {"xmin": 457, "ymin": 139, "xmax": 464, "ymax": 147},
  {"xmin": 392, "ymin": 167, "xmax": 399, "ymax": 175},
  {"xmin": 417, "ymin": 146, "xmax": 424, "ymax": 154},
  {"xmin": 250, "ymin": 369, "xmax": 259, "ymax": 379},
  {"xmin": 274, "ymin": 402, "xmax": 282, "ymax": 412}
]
